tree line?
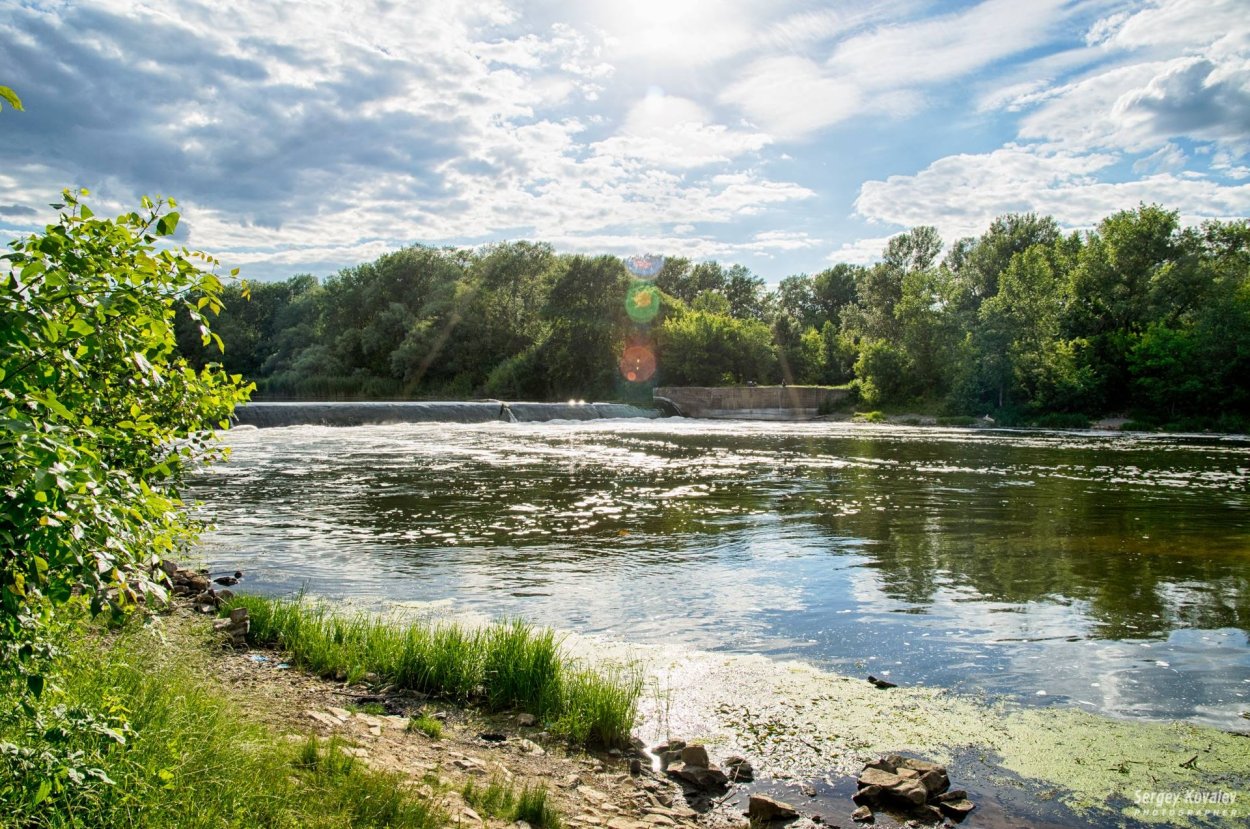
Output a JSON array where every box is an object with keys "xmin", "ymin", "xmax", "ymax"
[{"xmin": 178, "ymin": 204, "xmax": 1250, "ymax": 429}]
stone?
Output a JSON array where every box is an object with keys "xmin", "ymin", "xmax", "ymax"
[
  {"xmin": 855, "ymin": 768, "xmax": 926, "ymax": 806},
  {"xmin": 629, "ymin": 758, "xmax": 642, "ymax": 776},
  {"xmin": 517, "ymin": 738, "xmax": 545, "ymax": 756},
  {"xmin": 887, "ymin": 756, "xmax": 950, "ymax": 797},
  {"xmin": 935, "ymin": 790, "xmax": 966, "ymax": 803},
  {"xmin": 679, "ymin": 745, "xmax": 710, "ymax": 767},
  {"xmin": 724, "ymin": 756, "xmax": 754, "ymax": 782},
  {"xmin": 217, "ymin": 588, "xmax": 234, "ymax": 600},
  {"xmin": 214, "ymin": 575, "xmax": 239, "ymax": 586},
  {"xmin": 851, "ymin": 805, "xmax": 873, "ymax": 823},
  {"xmin": 799, "ymin": 783, "xmax": 817, "ymax": 798},
  {"xmin": 938, "ymin": 799, "xmax": 975, "ymax": 819},
  {"xmin": 665, "ymin": 761, "xmax": 729, "ymax": 790},
  {"xmin": 306, "ymin": 710, "xmax": 341, "ymax": 728},
  {"xmin": 748, "ymin": 794, "xmax": 798, "ymax": 822},
  {"xmin": 852, "ymin": 785, "xmax": 882, "ymax": 806},
  {"xmin": 327, "ymin": 707, "xmax": 352, "ymax": 721},
  {"xmin": 228, "ymin": 606, "xmax": 248, "ymax": 623},
  {"xmin": 517, "ymin": 713, "xmax": 538, "ymax": 727}
]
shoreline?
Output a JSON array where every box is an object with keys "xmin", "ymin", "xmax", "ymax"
[{"xmin": 185, "ymin": 585, "xmax": 1250, "ymax": 828}]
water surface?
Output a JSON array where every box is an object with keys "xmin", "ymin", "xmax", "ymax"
[{"xmin": 187, "ymin": 419, "xmax": 1250, "ymax": 730}]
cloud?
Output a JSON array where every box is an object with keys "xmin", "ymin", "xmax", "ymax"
[
  {"xmin": 590, "ymin": 92, "xmax": 771, "ymax": 168},
  {"xmin": 720, "ymin": 56, "xmax": 863, "ymax": 138},
  {"xmin": 1112, "ymin": 57, "xmax": 1250, "ymax": 145},
  {"xmin": 853, "ymin": 143, "xmax": 1250, "ymax": 241},
  {"xmin": 722, "ymin": 0, "xmax": 1075, "ymax": 137}
]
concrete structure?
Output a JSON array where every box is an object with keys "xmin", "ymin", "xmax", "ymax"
[{"xmin": 653, "ymin": 386, "xmax": 849, "ymax": 420}]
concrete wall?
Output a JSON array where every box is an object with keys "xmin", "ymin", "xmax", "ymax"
[{"xmin": 653, "ymin": 386, "xmax": 849, "ymax": 420}]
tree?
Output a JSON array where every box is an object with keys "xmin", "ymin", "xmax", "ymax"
[{"xmin": 1, "ymin": 190, "xmax": 252, "ymax": 696}]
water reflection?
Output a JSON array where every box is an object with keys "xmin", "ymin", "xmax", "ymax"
[{"xmin": 186, "ymin": 420, "xmax": 1250, "ymax": 729}]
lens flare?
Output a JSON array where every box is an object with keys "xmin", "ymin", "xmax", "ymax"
[
  {"xmin": 619, "ymin": 345, "xmax": 657, "ymax": 383},
  {"xmin": 623, "ymin": 254, "xmax": 664, "ymax": 280},
  {"xmin": 626, "ymin": 282, "xmax": 661, "ymax": 323}
]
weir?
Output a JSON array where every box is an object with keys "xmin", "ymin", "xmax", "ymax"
[
  {"xmin": 653, "ymin": 385, "xmax": 849, "ymax": 420},
  {"xmin": 231, "ymin": 401, "xmax": 660, "ymax": 428}
]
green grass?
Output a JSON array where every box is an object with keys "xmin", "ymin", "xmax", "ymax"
[
  {"xmin": 0, "ymin": 609, "xmax": 445, "ymax": 829},
  {"xmin": 226, "ymin": 594, "xmax": 642, "ymax": 748},
  {"xmin": 407, "ymin": 714, "xmax": 443, "ymax": 739},
  {"xmin": 852, "ymin": 410, "xmax": 887, "ymax": 423},
  {"xmin": 348, "ymin": 702, "xmax": 388, "ymax": 715},
  {"xmin": 462, "ymin": 778, "xmax": 562, "ymax": 829}
]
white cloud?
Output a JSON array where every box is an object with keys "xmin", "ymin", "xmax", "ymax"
[
  {"xmin": 828, "ymin": 236, "xmax": 893, "ymax": 266},
  {"xmin": 590, "ymin": 92, "xmax": 771, "ymax": 168},
  {"xmin": 720, "ymin": 56, "xmax": 863, "ymax": 138},
  {"xmin": 853, "ymin": 143, "xmax": 1250, "ymax": 241},
  {"xmin": 722, "ymin": 0, "xmax": 1077, "ymax": 138},
  {"xmin": 826, "ymin": 0, "xmax": 1066, "ymax": 90}
]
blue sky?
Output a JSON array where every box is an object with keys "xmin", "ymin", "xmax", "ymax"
[{"xmin": 1, "ymin": 0, "xmax": 1247, "ymax": 283}]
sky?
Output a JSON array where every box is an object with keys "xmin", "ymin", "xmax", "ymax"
[{"xmin": 1, "ymin": 0, "xmax": 1248, "ymax": 283}]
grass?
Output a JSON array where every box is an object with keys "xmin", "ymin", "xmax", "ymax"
[
  {"xmin": 462, "ymin": 778, "xmax": 562, "ymax": 829},
  {"xmin": 226, "ymin": 594, "xmax": 642, "ymax": 748},
  {"xmin": 407, "ymin": 714, "xmax": 444, "ymax": 739},
  {"xmin": 852, "ymin": 410, "xmax": 887, "ymax": 423},
  {"xmin": 0, "ymin": 607, "xmax": 445, "ymax": 829}
]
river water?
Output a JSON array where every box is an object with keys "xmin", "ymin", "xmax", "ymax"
[{"xmin": 186, "ymin": 419, "xmax": 1250, "ymax": 732}]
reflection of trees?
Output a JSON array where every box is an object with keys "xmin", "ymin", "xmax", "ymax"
[{"xmin": 802, "ymin": 448, "xmax": 1250, "ymax": 640}]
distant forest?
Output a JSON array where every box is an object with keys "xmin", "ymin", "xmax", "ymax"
[{"xmin": 178, "ymin": 204, "xmax": 1250, "ymax": 430}]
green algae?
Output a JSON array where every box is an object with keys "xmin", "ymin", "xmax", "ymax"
[{"xmin": 618, "ymin": 649, "xmax": 1250, "ymax": 825}]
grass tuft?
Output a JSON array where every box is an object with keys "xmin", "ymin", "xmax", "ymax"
[
  {"xmin": 224, "ymin": 594, "xmax": 641, "ymax": 748},
  {"xmin": 462, "ymin": 778, "xmax": 562, "ymax": 829},
  {"xmin": 407, "ymin": 714, "xmax": 443, "ymax": 739}
]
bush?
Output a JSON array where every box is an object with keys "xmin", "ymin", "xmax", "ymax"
[{"xmin": 1, "ymin": 192, "xmax": 251, "ymax": 699}]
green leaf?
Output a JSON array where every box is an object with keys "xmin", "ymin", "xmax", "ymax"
[
  {"xmin": 0, "ymin": 85, "xmax": 23, "ymax": 112},
  {"xmin": 155, "ymin": 211, "xmax": 180, "ymax": 236},
  {"xmin": 26, "ymin": 673, "xmax": 44, "ymax": 698}
]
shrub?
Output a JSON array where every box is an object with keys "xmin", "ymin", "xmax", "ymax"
[{"xmin": 1, "ymin": 192, "xmax": 251, "ymax": 700}]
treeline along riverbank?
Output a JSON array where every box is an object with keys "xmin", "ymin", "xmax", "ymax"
[{"xmin": 177, "ymin": 205, "xmax": 1250, "ymax": 432}]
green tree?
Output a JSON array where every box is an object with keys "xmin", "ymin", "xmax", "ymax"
[{"xmin": 1, "ymin": 191, "xmax": 252, "ymax": 695}]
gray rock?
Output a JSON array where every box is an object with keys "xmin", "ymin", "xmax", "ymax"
[
  {"xmin": 724, "ymin": 756, "xmax": 755, "ymax": 782},
  {"xmin": 517, "ymin": 713, "xmax": 538, "ymax": 727},
  {"xmin": 747, "ymin": 794, "xmax": 798, "ymax": 822}
]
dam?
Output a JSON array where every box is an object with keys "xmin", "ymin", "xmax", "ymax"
[
  {"xmin": 231, "ymin": 401, "xmax": 660, "ymax": 428},
  {"xmin": 653, "ymin": 385, "xmax": 849, "ymax": 420}
]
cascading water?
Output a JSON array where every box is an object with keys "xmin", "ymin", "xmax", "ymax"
[{"xmin": 231, "ymin": 401, "xmax": 660, "ymax": 428}]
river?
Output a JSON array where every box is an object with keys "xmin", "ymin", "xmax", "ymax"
[{"xmin": 185, "ymin": 418, "xmax": 1250, "ymax": 734}]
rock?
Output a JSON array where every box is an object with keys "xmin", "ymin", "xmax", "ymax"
[
  {"xmin": 326, "ymin": 707, "xmax": 352, "ymax": 721},
  {"xmin": 306, "ymin": 710, "xmax": 341, "ymax": 728},
  {"xmin": 938, "ymin": 799, "xmax": 975, "ymax": 819},
  {"xmin": 724, "ymin": 756, "xmax": 755, "ymax": 782},
  {"xmin": 517, "ymin": 738, "xmax": 545, "ymax": 756},
  {"xmin": 665, "ymin": 761, "xmax": 729, "ymax": 789},
  {"xmin": 856, "ymin": 768, "xmax": 926, "ymax": 806},
  {"xmin": 159, "ymin": 559, "xmax": 179, "ymax": 577},
  {"xmin": 217, "ymin": 588, "xmax": 234, "ymax": 600},
  {"xmin": 479, "ymin": 732, "xmax": 507, "ymax": 742},
  {"xmin": 851, "ymin": 805, "xmax": 873, "ymax": 823},
  {"xmin": 748, "ymin": 794, "xmax": 798, "ymax": 822},
  {"xmin": 679, "ymin": 745, "xmax": 710, "ymax": 767},
  {"xmin": 935, "ymin": 790, "xmax": 966, "ymax": 803},
  {"xmin": 517, "ymin": 713, "xmax": 538, "ymax": 727},
  {"xmin": 799, "ymin": 783, "xmax": 817, "ymax": 798},
  {"xmin": 629, "ymin": 758, "xmax": 642, "ymax": 776},
  {"xmin": 214, "ymin": 575, "xmax": 239, "ymax": 586},
  {"xmin": 866, "ymin": 675, "xmax": 897, "ymax": 689},
  {"xmin": 228, "ymin": 607, "xmax": 248, "ymax": 623},
  {"xmin": 852, "ymin": 785, "xmax": 882, "ymax": 806},
  {"xmin": 886, "ymin": 756, "xmax": 949, "ymax": 797}
]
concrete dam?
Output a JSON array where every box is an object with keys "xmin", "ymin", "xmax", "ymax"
[
  {"xmin": 652, "ymin": 385, "xmax": 849, "ymax": 420},
  {"xmin": 232, "ymin": 401, "xmax": 660, "ymax": 428}
]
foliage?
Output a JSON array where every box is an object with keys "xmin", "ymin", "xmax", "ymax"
[
  {"xmin": 1, "ymin": 191, "xmax": 251, "ymax": 701},
  {"xmin": 173, "ymin": 203, "xmax": 1250, "ymax": 429}
]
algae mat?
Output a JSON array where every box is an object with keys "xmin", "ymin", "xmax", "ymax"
[{"xmin": 627, "ymin": 647, "xmax": 1250, "ymax": 826}]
